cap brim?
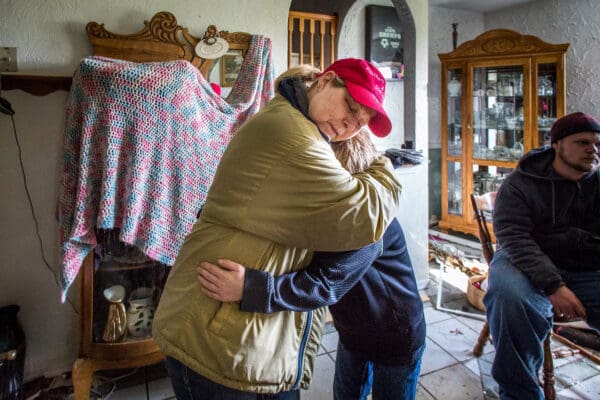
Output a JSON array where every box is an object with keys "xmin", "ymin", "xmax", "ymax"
[{"xmin": 345, "ymin": 81, "xmax": 392, "ymax": 138}]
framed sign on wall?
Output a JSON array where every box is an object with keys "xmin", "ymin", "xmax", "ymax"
[{"xmin": 365, "ymin": 5, "xmax": 404, "ymax": 80}]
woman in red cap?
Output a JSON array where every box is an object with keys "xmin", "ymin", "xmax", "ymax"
[
  {"xmin": 153, "ymin": 59, "xmax": 400, "ymax": 399},
  {"xmin": 198, "ymin": 129, "xmax": 426, "ymax": 400}
]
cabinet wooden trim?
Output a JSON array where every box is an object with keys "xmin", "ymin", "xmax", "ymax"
[{"xmin": 439, "ymin": 29, "xmax": 569, "ymax": 61}]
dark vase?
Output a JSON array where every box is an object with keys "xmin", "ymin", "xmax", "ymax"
[{"xmin": 0, "ymin": 305, "xmax": 26, "ymax": 400}]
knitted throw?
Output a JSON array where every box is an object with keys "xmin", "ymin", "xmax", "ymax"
[{"xmin": 58, "ymin": 35, "xmax": 274, "ymax": 302}]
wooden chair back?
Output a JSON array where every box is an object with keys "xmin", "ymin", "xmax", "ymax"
[{"xmin": 470, "ymin": 192, "xmax": 496, "ymax": 264}]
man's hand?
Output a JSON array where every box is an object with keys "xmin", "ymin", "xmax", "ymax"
[
  {"xmin": 197, "ymin": 259, "xmax": 246, "ymax": 302},
  {"xmin": 549, "ymin": 286, "xmax": 587, "ymax": 321}
]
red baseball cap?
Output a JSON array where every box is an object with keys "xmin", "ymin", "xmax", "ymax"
[{"xmin": 321, "ymin": 58, "xmax": 392, "ymax": 137}]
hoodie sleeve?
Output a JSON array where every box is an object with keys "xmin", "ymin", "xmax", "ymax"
[
  {"xmin": 493, "ymin": 182, "xmax": 564, "ymax": 294},
  {"xmin": 240, "ymin": 241, "xmax": 381, "ymax": 313}
]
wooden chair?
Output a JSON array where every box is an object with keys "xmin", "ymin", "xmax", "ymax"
[{"xmin": 469, "ymin": 192, "xmax": 556, "ymax": 400}]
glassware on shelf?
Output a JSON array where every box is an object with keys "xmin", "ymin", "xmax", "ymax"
[
  {"xmin": 448, "ymin": 77, "xmax": 461, "ymax": 97},
  {"xmin": 505, "ymin": 116, "xmax": 518, "ymax": 130},
  {"xmin": 537, "ymin": 64, "xmax": 558, "ymax": 127},
  {"xmin": 509, "ymin": 142, "xmax": 524, "ymax": 160},
  {"xmin": 538, "ymin": 76, "xmax": 554, "ymax": 96},
  {"xmin": 449, "ymin": 135, "xmax": 462, "ymax": 156},
  {"xmin": 126, "ymin": 287, "xmax": 156, "ymax": 338},
  {"xmin": 473, "ymin": 166, "xmax": 508, "ymax": 195},
  {"xmin": 496, "ymin": 130, "xmax": 507, "ymax": 147},
  {"xmin": 500, "ymin": 79, "xmax": 514, "ymax": 96},
  {"xmin": 515, "ymin": 74, "xmax": 523, "ymax": 96}
]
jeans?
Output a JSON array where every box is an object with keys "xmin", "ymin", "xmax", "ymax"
[
  {"xmin": 333, "ymin": 341, "xmax": 424, "ymax": 400},
  {"xmin": 165, "ymin": 357, "xmax": 300, "ymax": 400},
  {"xmin": 484, "ymin": 248, "xmax": 600, "ymax": 400}
]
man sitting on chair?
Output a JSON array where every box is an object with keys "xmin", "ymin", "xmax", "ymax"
[{"xmin": 485, "ymin": 112, "xmax": 600, "ymax": 400}]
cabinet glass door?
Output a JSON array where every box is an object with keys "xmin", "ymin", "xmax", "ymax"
[
  {"xmin": 445, "ymin": 67, "xmax": 463, "ymax": 217},
  {"xmin": 447, "ymin": 68, "xmax": 463, "ymax": 157},
  {"xmin": 447, "ymin": 161, "xmax": 462, "ymax": 215},
  {"xmin": 472, "ymin": 65, "xmax": 525, "ymax": 162},
  {"xmin": 537, "ymin": 63, "xmax": 558, "ymax": 146}
]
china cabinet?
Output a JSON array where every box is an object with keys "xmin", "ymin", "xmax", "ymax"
[{"xmin": 438, "ymin": 29, "xmax": 568, "ymax": 237}]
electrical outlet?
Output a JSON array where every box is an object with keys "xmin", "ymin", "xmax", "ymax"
[{"xmin": 0, "ymin": 47, "xmax": 17, "ymax": 72}]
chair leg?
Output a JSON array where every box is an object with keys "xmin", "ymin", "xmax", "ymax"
[
  {"xmin": 542, "ymin": 335, "xmax": 555, "ymax": 400},
  {"xmin": 473, "ymin": 321, "xmax": 490, "ymax": 357}
]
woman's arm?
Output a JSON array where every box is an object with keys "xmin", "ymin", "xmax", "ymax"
[{"xmin": 197, "ymin": 241, "xmax": 381, "ymax": 313}]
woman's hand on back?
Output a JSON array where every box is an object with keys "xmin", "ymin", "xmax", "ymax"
[{"xmin": 197, "ymin": 259, "xmax": 246, "ymax": 302}]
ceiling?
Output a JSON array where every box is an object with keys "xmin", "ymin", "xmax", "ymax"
[{"xmin": 429, "ymin": 0, "xmax": 535, "ymax": 13}]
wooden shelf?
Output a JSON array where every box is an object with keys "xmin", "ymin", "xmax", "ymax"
[{"xmin": 0, "ymin": 73, "xmax": 72, "ymax": 96}]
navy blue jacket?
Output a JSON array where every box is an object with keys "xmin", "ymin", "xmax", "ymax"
[
  {"xmin": 494, "ymin": 146, "xmax": 600, "ymax": 294},
  {"xmin": 241, "ymin": 218, "xmax": 426, "ymax": 365}
]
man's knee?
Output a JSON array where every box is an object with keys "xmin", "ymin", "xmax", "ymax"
[{"xmin": 484, "ymin": 281, "xmax": 528, "ymax": 316}]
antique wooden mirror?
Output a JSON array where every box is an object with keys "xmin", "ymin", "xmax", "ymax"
[{"xmin": 86, "ymin": 11, "xmax": 252, "ymax": 93}]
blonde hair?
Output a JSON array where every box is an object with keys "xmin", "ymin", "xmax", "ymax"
[
  {"xmin": 274, "ymin": 64, "xmax": 347, "ymax": 94},
  {"xmin": 331, "ymin": 129, "xmax": 380, "ymax": 174},
  {"xmin": 275, "ymin": 64, "xmax": 321, "ymax": 93}
]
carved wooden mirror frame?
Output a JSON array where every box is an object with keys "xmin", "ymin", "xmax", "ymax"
[{"xmin": 86, "ymin": 11, "xmax": 252, "ymax": 78}]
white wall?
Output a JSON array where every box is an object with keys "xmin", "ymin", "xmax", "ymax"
[
  {"xmin": 0, "ymin": 0, "xmax": 291, "ymax": 380},
  {"xmin": 428, "ymin": 7, "xmax": 484, "ymax": 148},
  {"xmin": 485, "ymin": 0, "xmax": 600, "ymax": 116},
  {"xmin": 397, "ymin": 0, "xmax": 429, "ymax": 289}
]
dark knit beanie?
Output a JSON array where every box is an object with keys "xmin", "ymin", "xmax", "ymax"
[{"xmin": 550, "ymin": 112, "xmax": 600, "ymax": 144}]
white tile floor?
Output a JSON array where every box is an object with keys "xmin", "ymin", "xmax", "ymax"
[{"xmin": 80, "ymin": 263, "xmax": 599, "ymax": 400}]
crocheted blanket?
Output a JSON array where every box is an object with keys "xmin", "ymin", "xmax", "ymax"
[{"xmin": 58, "ymin": 35, "xmax": 274, "ymax": 302}]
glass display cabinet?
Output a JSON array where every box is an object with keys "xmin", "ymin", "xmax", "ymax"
[{"xmin": 438, "ymin": 29, "xmax": 568, "ymax": 237}]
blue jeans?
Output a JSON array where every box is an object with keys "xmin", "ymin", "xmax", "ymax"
[
  {"xmin": 165, "ymin": 357, "xmax": 300, "ymax": 400},
  {"xmin": 333, "ymin": 341, "xmax": 424, "ymax": 400},
  {"xmin": 484, "ymin": 248, "xmax": 600, "ymax": 400}
]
